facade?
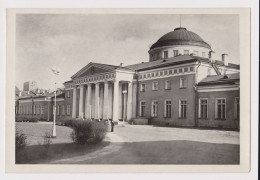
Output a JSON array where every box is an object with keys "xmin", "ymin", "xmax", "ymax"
[{"xmin": 16, "ymin": 26, "xmax": 240, "ymax": 129}]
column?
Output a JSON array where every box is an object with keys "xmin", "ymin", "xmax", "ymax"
[
  {"xmin": 72, "ymin": 86, "xmax": 77, "ymax": 118},
  {"xmin": 103, "ymin": 81, "xmax": 109, "ymax": 119},
  {"xmin": 94, "ymin": 83, "xmax": 100, "ymax": 119},
  {"xmin": 108, "ymin": 83, "xmax": 113, "ymax": 119},
  {"xmin": 118, "ymin": 82, "xmax": 122, "ymax": 119},
  {"xmin": 78, "ymin": 85, "xmax": 84, "ymax": 119},
  {"xmin": 99, "ymin": 84, "xmax": 104, "ymax": 119},
  {"xmin": 132, "ymin": 82, "xmax": 137, "ymax": 118},
  {"xmin": 127, "ymin": 82, "xmax": 133, "ymax": 120},
  {"xmin": 84, "ymin": 84, "xmax": 89, "ymax": 119},
  {"xmin": 112, "ymin": 80, "xmax": 119, "ymax": 122},
  {"xmin": 85, "ymin": 84, "xmax": 92, "ymax": 119}
]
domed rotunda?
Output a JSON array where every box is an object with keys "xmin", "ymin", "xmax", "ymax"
[{"xmin": 149, "ymin": 27, "xmax": 212, "ymax": 61}]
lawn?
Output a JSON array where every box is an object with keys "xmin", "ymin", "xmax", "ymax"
[{"xmin": 15, "ymin": 122, "xmax": 109, "ymax": 164}]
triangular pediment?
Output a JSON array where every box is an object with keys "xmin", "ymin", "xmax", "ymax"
[{"xmin": 71, "ymin": 62, "xmax": 117, "ymax": 79}]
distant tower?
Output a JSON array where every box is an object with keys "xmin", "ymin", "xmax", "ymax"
[{"xmin": 23, "ymin": 81, "xmax": 38, "ymax": 91}]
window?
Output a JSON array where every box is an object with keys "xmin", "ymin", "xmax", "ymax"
[
  {"xmin": 140, "ymin": 101, "xmax": 146, "ymax": 117},
  {"xmin": 199, "ymin": 99, "xmax": 208, "ymax": 119},
  {"xmin": 165, "ymin": 100, "xmax": 172, "ymax": 118},
  {"xmin": 173, "ymin": 50, "xmax": 179, "ymax": 57},
  {"xmin": 174, "ymin": 69, "xmax": 178, "ymax": 74},
  {"xmin": 165, "ymin": 80, "xmax": 171, "ymax": 90},
  {"xmin": 160, "ymin": 71, "xmax": 163, "ymax": 76},
  {"xmin": 194, "ymin": 51, "xmax": 199, "ymax": 56},
  {"xmin": 140, "ymin": 84, "xmax": 145, "ymax": 92},
  {"xmin": 215, "ymin": 98, "xmax": 226, "ymax": 120},
  {"xmin": 38, "ymin": 105, "xmax": 41, "ymax": 115},
  {"xmin": 180, "ymin": 78, "xmax": 187, "ymax": 88},
  {"xmin": 62, "ymin": 105, "xmax": 65, "ymax": 115},
  {"xmin": 234, "ymin": 97, "xmax": 240, "ymax": 120},
  {"xmin": 184, "ymin": 67, "xmax": 188, "ymax": 72},
  {"xmin": 151, "ymin": 101, "xmax": 158, "ymax": 117},
  {"xmin": 169, "ymin": 69, "xmax": 173, "ymax": 74},
  {"xmin": 184, "ymin": 50, "xmax": 189, "ymax": 55},
  {"xmin": 179, "ymin": 100, "xmax": 187, "ymax": 118},
  {"xmin": 67, "ymin": 105, "xmax": 71, "ymax": 115},
  {"xmin": 179, "ymin": 68, "xmax": 183, "ymax": 73},
  {"xmin": 41, "ymin": 105, "xmax": 45, "ymax": 115},
  {"xmin": 190, "ymin": 67, "xmax": 194, "ymax": 72},
  {"xmin": 67, "ymin": 91, "xmax": 70, "ymax": 98},
  {"xmin": 202, "ymin": 52, "xmax": 205, "ymax": 57},
  {"xmin": 152, "ymin": 81, "xmax": 158, "ymax": 91},
  {"xmin": 163, "ymin": 51, "xmax": 168, "ymax": 59}
]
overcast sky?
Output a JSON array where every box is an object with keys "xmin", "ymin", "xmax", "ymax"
[{"xmin": 16, "ymin": 14, "xmax": 239, "ymax": 90}]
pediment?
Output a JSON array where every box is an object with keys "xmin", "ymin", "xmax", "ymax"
[{"xmin": 71, "ymin": 62, "xmax": 117, "ymax": 79}]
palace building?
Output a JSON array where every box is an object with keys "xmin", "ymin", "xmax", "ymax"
[{"xmin": 16, "ymin": 27, "xmax": 240, "ymax": 129}]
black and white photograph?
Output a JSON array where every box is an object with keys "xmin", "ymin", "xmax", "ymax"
[{"xmin": 4, "ymin": 8, "xmax": 252, "ymax": 173}]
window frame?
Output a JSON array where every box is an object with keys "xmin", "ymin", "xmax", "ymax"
[
  {"xmin": 140, "ymin": 83, "xmax": 145, "ymax": 92},
  {"xmin": 163, "ymin": 51, "xmax": 168, "ymax": 59},
  {"xmin": 173, "ymin": 50, "xmax": 179, "ymax": 57},
  {"xmin": 215, "ymin": 98, "xmax": 226, "ymax": 120},
  {"xmin": 151, "ymin": 100, "xmax": 158, "ymax": 117},
  {"xmin": 152, "ymin": 81, "xmax": 158, "ymax": 91},
  {"xmin": 164, "ymin": 99, "xmax": 172, "ymax": 118},
  {"xmin": 164, "ymin": 80, "xmax": 171, "ymax": 90},
  {"xmin": 234, "ymin": 97, "xmax": 240, "ymax": 120},
  {"xmin": 140, "ymin": 100, "xmax": 146, "ymax": 117},
  {"xmin": 179, "ymin": 100, "xmax": 187, "ymax": 118},
  {"xmin": 198, "ymin": 98, "xmax": 208, "ymax": 119},
  {"xmin": 180, "ymin": 78, "xmax": 187, "ymax": 89},
  {"xmin": 184, "ymin": 50, "xmax": 189, "ymax": 55}
]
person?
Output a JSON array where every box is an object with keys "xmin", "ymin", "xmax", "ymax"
[{"xmin": 109, "ymin": 119, "xmax": 114, "ymax": 132}]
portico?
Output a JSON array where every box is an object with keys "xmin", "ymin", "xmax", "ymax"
[{"xmin": 70, "ymin": 63, "xmax": 136, "ymax": 123}]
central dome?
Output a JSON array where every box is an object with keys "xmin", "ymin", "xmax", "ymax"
[{"xmin": 150, "ymin": 27, "xmax": 211, "ymax": 50}]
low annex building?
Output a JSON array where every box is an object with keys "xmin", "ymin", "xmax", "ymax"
[{"xmin": 16, "ymin": 27, "xmax": 240, "ymax": 129}]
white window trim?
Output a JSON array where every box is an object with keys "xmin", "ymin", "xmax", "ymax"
[
  {"xmin": 140, "ymin": 100, "xmax": 146, "ymax": 117},
  {"xmin": 151, "ymin": 100, "xmax": 158, "ymax": 117},
  {"xmin": 164, "ymin": 99, "xmax": 172, "ymax": 118},
  {"xmin": 198, "ymin": 98, "xmax": 208, "ymax": 119},
  {"xmin": 215, "ymin": 98, "xmax": 226, "ymax": 119},
  {"xmin": 179, "ymin": 99, "xmax": 187, "ymax": 118},
  {"xmin": 140, "ymin": 83, "xmax": 145, "ymax": 92},
  {"xmin": 180, "ymin": 78, "xmax": 187, "ymax": 88},
  {"xmin": 165, "ymin": 80, "xmax": 171, "ymax": 90},
  {"xmin": 152, "ymin": 81, "xmax": 158, "ymax": 91}
]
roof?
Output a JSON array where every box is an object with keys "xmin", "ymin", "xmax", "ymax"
[
  {"xmin": 198, "ymin": 73, "xmax": 240, "ymax": 86},
  {"xmin": 126, "ymin": 54, "xmax": 200, "ymax": 71},
  {"xmin": 150, "ymin": 27, "xmax": 211, "ymax": 50}
]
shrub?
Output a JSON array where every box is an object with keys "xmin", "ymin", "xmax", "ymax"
[
  {"xmin": 15, "ymin": 129, "xmax": 27, "ymax": 152},
  {"xmin": 15, "ymin": 116, "xmax": 38, "ymax": 123},
  {"xmin": 70, "ymin": 120, "xmax": 107, "ymax": 145}
]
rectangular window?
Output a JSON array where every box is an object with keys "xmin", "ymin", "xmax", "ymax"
[
  {"xmin": 151, "ymin": 101, "xmax": 158, "ymax": 117},
  {"xmin": 184, "ymin": 67, "xmax": 188, "ymax": 72},
  {"xmin": 199, "ymin": 99, "xmax": 208, "ymax": 119},
  {"xmin": 152, "ymin": 81, "xmax": 158, "ymax": 91},
  {"xmin": 140, "ymin": 101, "xmax": 146, "ymax": 117},
  {"xmin": 180, "ymin": 78, "xmax": 187, "ymax": 88},
  {"xmin": 215, "ymin": 98, "xmax": 226, "ymax": 120},
  {"xmin": 169, "ymin": 69, "xmax": 173, "ymax": 74},
  {"xmin": 165, "ymin": 80, "xmax": 171, "ymax": 90},
  {"xmin": 190, "ymin": 67, "xmax": 194, "ymax": 72},
  {"xmin": 184, "ymin": 50, "xmax": 189, "ymax": 55},
  {"xmin": 165, "ymin": 100, "xmax": 172, "ymax": 118},
  {"xmin": 173, "ymin": 50, "xmax": 179, "ymax": 57},
  {"xmin": 179, "ymin": 100, "xmax": 187, "ymax": 118},
  {"xmin": 163, "ymin": 51, "xmax": 168, "ymax": 59},
  {"xmin": 38, "ymin": 105, "xmax": 41, "ymax": 115},
  {"xmin": 57, "ymin": 105, "xmax": 60, "ymax": 115},
  {"xmin": 174, "ymin": 69, "xmax": 178, "ymax": 74},
  {"xmin": 41, "ymin": 105, "xmax": 45, "ymax": 115},
  {"xmin": 67, "ymin": 105, "xmax": 71, "ymax": 115},
  {"xmin": 179, "ymin": 68, "xmax": 183, "ymax": 73},
  {"xmin": 140, "ymin": 84, "xmax": 145, "ymax": 92},
  {"xmin": 234, "ymin": 97, "xmax": 240, "ymax": 120}
]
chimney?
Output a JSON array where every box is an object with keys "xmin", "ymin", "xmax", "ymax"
[
  {"xmin": 222, "ymin": 53, "xmax": 229, "ymax": 66},
  {"xmin": 119, "ymin": 63, "xmax": 123, "ymax": 67},
  {"xmin": 208, "ymin": 50, "xmax": 215, "ymax": 63},
  {"xmin": 19, "ymin": 91, "xmax": 22, "ymax": 97}
]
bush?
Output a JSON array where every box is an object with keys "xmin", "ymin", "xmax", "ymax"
[
  {"xmin": 70, "ymin": 120, "xmax": 107, "ymax": 145},
  {"xmin": 15, "ymin": 116, "xmax": 38, "ymax": 123},
  {"xmin": 56, "ymin": 118, "xmax": 76, "ymax": 126},
  {"xmin": 15, "ymin": 129, "xmax": 27, "ymax": 152}
]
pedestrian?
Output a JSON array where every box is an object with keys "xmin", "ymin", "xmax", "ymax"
[{"xmin": 109, "ymin": 119, "xmax": 114, "ymax": 132}]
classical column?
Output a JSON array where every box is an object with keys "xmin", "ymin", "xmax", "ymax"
[
  {"xmin": 127, "ymin": 82, "xmax": 133, "ymax": 120},
  {"xmin": 78, "ymin": 85, "xmax": 84, "ymax": 119},
  {"xmin": 118, "ymin": 82, "xmax": 122, "ymax": 119},
  {"xmin": 103, "ymin": 81, "xmax": 109, "ymax": 119},
  {"xmin": 99, "ymin": 84, "xmax": 104, "ymax": 119},
  {"xmin": 86, "ymin": 84, "xmax": 92, "ymax": 119},
  {"xmin": 108, "ymin": 83, "xmax": 113, "ymax": 119},
  {"xmin": 72, "ymin": 86, "xmax": 77, "ymax": 118},
  {"xmin": 132, "ymin": 82, "xmax": 137, "ymax": 118},
  {"xmin": 94, "ymin": 83, "xmax": 100, "ymax": 119},
  {"xmin": 112, "ymin": 80, "xmax": 119, "ymax": 122},
  {"xmin": 84, "ymin": 84, "xmax": 89, "ymax": 119}
]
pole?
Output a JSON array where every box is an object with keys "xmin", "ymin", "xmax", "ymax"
[{"xmin": 52, "ymin": 82, "xmax": 57, "ymax": 138}]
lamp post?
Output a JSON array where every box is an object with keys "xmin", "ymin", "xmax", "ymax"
[
  {"xmin": 51, "ymin": 66, "xmax": 60, "ymax": 138},
  {"xmin": 122, "ymin": 89, "xmax": 127, "ymax": 126}
]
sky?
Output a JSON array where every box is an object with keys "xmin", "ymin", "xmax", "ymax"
[{"xmin": 16, "ymin": 14, "xmax": 239, "ymax": 90}]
